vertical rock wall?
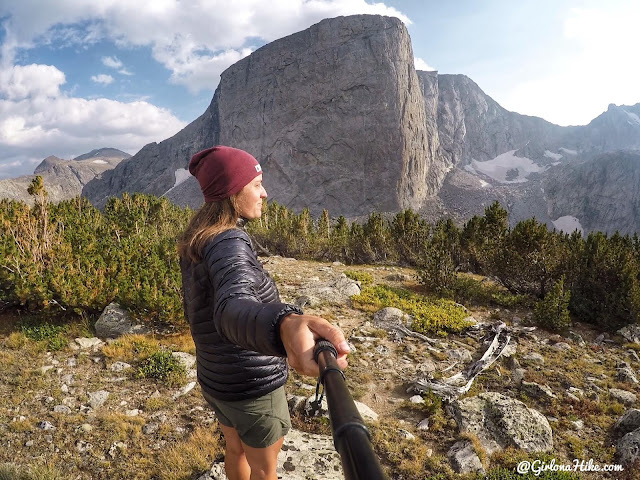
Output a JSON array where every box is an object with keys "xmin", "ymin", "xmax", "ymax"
[{"xmin": 216, "ymin": 15, "xmax": 433, "ymax": 215}]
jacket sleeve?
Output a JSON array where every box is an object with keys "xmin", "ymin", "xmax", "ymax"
[{"xmin": 203, "ymin": 231, "xmax": 302, "ymax": 357}]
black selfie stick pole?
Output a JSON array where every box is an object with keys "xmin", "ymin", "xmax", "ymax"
[{"xmin": 313, "ymin": 339, "xmax": 387, "ymax": 480}]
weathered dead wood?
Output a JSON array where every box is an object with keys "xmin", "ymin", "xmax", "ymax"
[{"xmin": 409, "ymin": 322, "xmax": 511, "ymax": 402}]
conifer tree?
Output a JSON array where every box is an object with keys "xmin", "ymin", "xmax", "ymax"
[{"xmin": 534, "ymin": 275, "xmax": 571, "ymax": 331}]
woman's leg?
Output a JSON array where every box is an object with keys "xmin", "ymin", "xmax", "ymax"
[
  {"xmin": 241, "ymin": 437, "xmax": 284, "ymax": 480},
  {"xmin": 219, "ymin": 423, "xmax": 251, "ymax": 480}
]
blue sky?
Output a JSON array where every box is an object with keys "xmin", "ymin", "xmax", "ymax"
[{"xmin": 0, "ymin": 0, "xmax": 637, "ymax": 179}]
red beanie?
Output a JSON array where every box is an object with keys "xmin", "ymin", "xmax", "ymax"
[{"xmin": 189, "ymin": 145, "xmax": 262, "ymax": 203}]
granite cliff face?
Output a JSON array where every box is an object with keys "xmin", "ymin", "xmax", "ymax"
[
  {"xmin": 543, "ymin": 151, "xmax": 640, "ymax": 235},
  {"xmin": 78, "ymin": 14, "xmax": 640, "ymax": 233},
  {"xmin": 427, "ymin": 74, "xmax": 640, "ymax": 233},
  {"xmin": 0, "ymin": 149, "xmax": 129, "ymax": 205},
  {"xmin": 84, "ymin": 15, "xmax": 442, "ymax": 215}
]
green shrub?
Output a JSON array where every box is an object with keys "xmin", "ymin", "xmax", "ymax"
[
  {"xmin": 343, "ymin": 270, "xmax": 373, "ymax": 285},
  {"xmin": 534, "ymin": 276, "xmax": 571, "ymax": 331},
  {"xmin": 352, "ymin": 285, "xmax": 471, "ymax": 335},
  {"xmin": 20, "ymin": 321, "xmax": 67, "ymax": 351},
  {"xmin": 452, "ymin": 275, "xmax": 532, "ymax": 308},
  {"xmin": 136, "ymin": 350, "xmax": 186, "ymax": 386}
]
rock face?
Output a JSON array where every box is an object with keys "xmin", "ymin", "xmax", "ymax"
[
  {"xmin": 0, "ymin": 149, "xmax": 128, "ymax": 205},
  {"xmin": 217, "ymin": 15, "xmax": 437, "ymax": 216},
  {"xmin": 78, "ymin": 14, "xmax": 640, "ymax": 234},
  {"xmin": 435, "ymin": 74, "xmax": 562, "ymax": 168},
  {"xmin": 85, "ymin": 15, "xmax": 438, "ymax": 216},
  {"xmin": 543, "ymin": 151, "xmax": 640, "ymax": 234}
]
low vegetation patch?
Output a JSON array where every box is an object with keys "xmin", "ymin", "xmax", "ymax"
[
  {"xmin": 136, "ymin": 350, "xmax": 186, "ymax": 387},
  {"xmin": 352, "ymin": 284, "xmax": 471, "ymax": 335},
  {"xmin": 343, "ymin": 269, "xmax": 373, "ymax": 285}
]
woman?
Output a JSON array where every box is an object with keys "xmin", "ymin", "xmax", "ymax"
[{"xmin": 178, "ymin": 145, "xmax": 349, "ymax": 480}]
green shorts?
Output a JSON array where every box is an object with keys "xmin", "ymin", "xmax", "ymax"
[{"xmin": 203, "ymin": 386, "xmax": 291, "ymax": 448}]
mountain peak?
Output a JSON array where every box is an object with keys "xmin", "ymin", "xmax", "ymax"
[{"xmin": 73, "ymin": 148, "xmax": 131, "ymax": 161}]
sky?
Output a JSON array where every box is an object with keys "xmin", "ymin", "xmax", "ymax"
[{"xmin": 0, "ymin": 0, "xmax": 638, "ymax": 180}]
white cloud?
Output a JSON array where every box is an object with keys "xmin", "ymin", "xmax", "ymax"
[
  {"xmin": 0, "ymin": 1, "xmax": 410, "ymax": 178},
  {"xmin": 0, "ymin": 64, "xmax": 65, "ymax": 99},
  {"xmin": 0, "ymin": 62, "xmax": 186, "ymax": 179},
  {"xmin": 102, "ymin": 55, "xmax": 123, "ymax": 69},
  {"xmin": 102, "ymin": 55, "xmax": 132, "ymax": 75},
  {"xmin": 499, "ymin": 3, "xmax": 639, "ymax": 126},
  {"xmin": 414, "ymin": 57, "xmax": 435, "ymax": 72},
  {"xmin": 0, "ymin": 0, "xmax": 410, "ymax": 92},
  {"xmin": 91, "ymin": 74, "xmax": 114, "ymax": 85}
]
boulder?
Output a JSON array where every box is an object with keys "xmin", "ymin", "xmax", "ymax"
[
  {"xmin": 453, "ymin": 392, "xmax": 553, "ymax": 454},
  {"xmin": 94, "ymin": 303, "xmax": 149, "ymax": 339},
  {"xmin": 610, "ymin": 409, "xmax": 640, "ymax": 443},
  {"xmin": 448, "ymin": 440, "xmax": 484, "ymax": 474}
]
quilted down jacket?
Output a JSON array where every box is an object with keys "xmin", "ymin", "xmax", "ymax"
[{"xmin": 180, "ymin": 226, "xmax": 302, "ymax": 401}]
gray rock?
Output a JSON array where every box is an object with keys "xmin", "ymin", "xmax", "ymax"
[
  {"xmin": 610, "ymin": 388, "xmax": 638, "ymax": 406},
  {"xmin": 447, "ymin": 348, "xmax": 473, "ymax": 363},
  {"xmin": 172, "ymin": 352, "xmax": 196, "ymax": 370},
  {"xmin": 94, "ymin": 303, "xmax": 149, "ymax": 339},
  {"xmin": 617, "ymin": 367, "xmax": 639, "ymax": 384},
  {"xmin": 109, "ymin": 361, "xmax": 132, "ymax": 372},
  {"xmin": 521, "ymin": 381, "xmax": 557, "ymax": 400},
  {"xmin": 88, "ymin": 390, "xmax": 109, "ymax": 409},
  {"xmin": 172, "ymin": 381, "xmax": 197, "ymax": 400},
  {"xmin": 53, "ymin": 405, "xmax": 72, "ymax": 414},
  {"xmin": 295, "ymin": 275, "xmax": 360, "ymax": 306},
  {"xmin": 453, "ymin": 392, "xmax": 553, "ymax": 454},
  {"xmin": 523, "ymin": 353, "xmax": 545, "ymax": 365},
  {"xmin": 448, "ymin": 440, "xmax": 485, "ymax": 474},
  {"xmin": 37, "ymin": 421, "xmax": 56, "ymax": 430},
  {"xmin": 616, "ymin": 429, "xmax": 640, "ymax": 467},
  {"xmin": 619, "ymin": 325, "xmax": 640, "ymax": 344},
  {"xmin": 409, "ymin": 395, "xmax": 424, "ymax": 404},
  {"xmin": 74, "ymin": 337, "xmax": 104, "ymax": 349},
  {"xmin": 551, "ymin": 342, "xmax": 572, "ymax": 351},
  {"xmin": 611, "ymin": 409, "xmax": 640, "ymax": 443}
]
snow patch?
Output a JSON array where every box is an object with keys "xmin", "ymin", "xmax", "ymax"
[
  {"xmin": 552, "ymin": 216, "xmax": 583, "ymax": 235},
  {"xmin": 623, "ymin": 110, "xmax": 640, "ymax": 125},
  {"xmin": 173, "ymin": 168, "xmax": 190, "ymax": 188},
  {"xmin": 559, "ymin": 147, "xmax": 577, "ymax": 155},
  {"xmin": 544, "ymin": 150, "xmax": 563, "ymax": 161},
  {"xmin": 468, "ymin": 150, "xmax": 546, "ymax": 184},
  {"xmin": 162, "ymin": 168, "xmax": 192, "ymax": 197},
  {"xmin": 92, "ymin": 160, "xmax": 107, "ymax": 164}
]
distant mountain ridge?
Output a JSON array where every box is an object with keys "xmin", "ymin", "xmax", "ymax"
[
  {"xmin": 0, "ymin": 148, "xmax": 130, "ymax": 205},
  {"xmin": 39, "ymin": 15, "xmax": 640, "ymax": 233}
]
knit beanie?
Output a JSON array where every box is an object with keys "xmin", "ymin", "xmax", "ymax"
[{"xmin": 189, "ymin": 146, "xmax": 262, "ymax": 203}]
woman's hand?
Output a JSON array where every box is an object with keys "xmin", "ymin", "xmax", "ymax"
[{"xmin": 279, "ymin": 313, "xmax": 349, "ymax": 377}]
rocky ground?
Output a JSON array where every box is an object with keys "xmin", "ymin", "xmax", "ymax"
[{"xmin": 1, "ymin": 257, "xmax": 640, "ymax": 480}]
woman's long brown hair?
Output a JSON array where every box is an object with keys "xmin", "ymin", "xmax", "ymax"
[{"xmin": 177, "ymin": 196, "xmax": 240, "ymax": 262}]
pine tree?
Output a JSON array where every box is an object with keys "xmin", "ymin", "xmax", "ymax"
[{"xmin": 534, "ymin": 275, "xmax": 571, "ymax": 331}]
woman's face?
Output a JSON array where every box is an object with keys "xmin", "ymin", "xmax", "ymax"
[{"xmin": 235, "ymin": 174, "xmax": 267, "ymax": 219}]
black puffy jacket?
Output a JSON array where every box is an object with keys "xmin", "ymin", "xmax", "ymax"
[{"xmin": 180, "ymin": 226, "xmax": 302, "ymax": 401}]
